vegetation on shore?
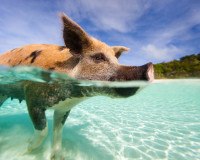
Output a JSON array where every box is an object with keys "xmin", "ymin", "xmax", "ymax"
[{"xmin": 154, "ymin": 53, "xmax": 200, "ymax": 79}]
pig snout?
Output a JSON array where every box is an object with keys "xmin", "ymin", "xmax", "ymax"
[
  {"xmin": 111, "ymin": 63, "xmax": 154, "ymax": 98},
  {"xmin": 109, "ymin": 62, "xmax": 154, "ymax": 81}
]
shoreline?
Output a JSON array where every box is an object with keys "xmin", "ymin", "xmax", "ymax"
[{"xmin": 153, "ymin": 78, "xmax": 200, "ymax": 83}]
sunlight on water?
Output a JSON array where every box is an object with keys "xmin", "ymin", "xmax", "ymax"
[{"xmin": 0, "ymin": 66, "xmax": 200, "ymax": 160}]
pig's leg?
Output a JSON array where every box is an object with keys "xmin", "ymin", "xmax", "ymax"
[
  {"xmin": 0, "ymin": 95, "xmax": 8, "ymax": 106},
  {"xmin": 27, "ymin": 105, "xmax": 48, "ymax": 152},
  {"xmin": 51, "ymin": 109, "xmax": 70, "ymax": 160}
]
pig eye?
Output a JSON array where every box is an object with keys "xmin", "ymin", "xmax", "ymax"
[{"xmin": 91, "ymin": 53, "xmax": 107, "ymax": 63}]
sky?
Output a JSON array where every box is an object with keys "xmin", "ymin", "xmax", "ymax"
[{"xmin": 0, "ymin": 0, "xmax": 200, "ymax": 65}]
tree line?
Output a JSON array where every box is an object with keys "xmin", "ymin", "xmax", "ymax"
[{"xmin": 154, "ymin": 53, "xmax": 200, "ymax": 79}]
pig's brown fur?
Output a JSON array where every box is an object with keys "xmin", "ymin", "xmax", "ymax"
[{"xmin": 0, "ymin": 44, "xmax": 74, "ymax": 73}]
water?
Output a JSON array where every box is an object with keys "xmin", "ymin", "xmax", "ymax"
[{"xmin": 0, "ymin": 66, "xmax": 200, "ymax": 160}]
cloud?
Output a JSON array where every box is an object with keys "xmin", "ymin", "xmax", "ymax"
[
  {"xmin": 151, "ymin": 8, "xmax": 200, "ymax": 46},
  {"xmin": 136, "ymin": 5, "xmax": 200, "ymax": 63},
  {"xmin": 61, "ymin": 0, "xmax": 151, "ymax": 32},
  {"xmin": 0, "ymin": 0, "xmax": 62, "ymax": 53},
  {"xmin": 142, "ymin": 44, "xmax": 182, "ymax": 62}
]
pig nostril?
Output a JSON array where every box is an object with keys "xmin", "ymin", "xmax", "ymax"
[
  {"xmin": 109, "ymin": 77, "xmax": 116, "ymax": 81},
  {"xmin": 146, "ymin": 63, "xmax": 154, "ymax": 82}
]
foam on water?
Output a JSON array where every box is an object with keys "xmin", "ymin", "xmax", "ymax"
[{"xmin": 0, "ymin": 66, "xmax": 200, "ymax": 160}]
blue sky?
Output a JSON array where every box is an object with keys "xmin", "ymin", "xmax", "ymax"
[{"xmin": 0, "ymin": 0, "xmax": 199, "ymax": 65}]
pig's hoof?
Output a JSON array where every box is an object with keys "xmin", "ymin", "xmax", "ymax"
[
  {"xmin": 51, "ymin": 152, "xmax": 64, "ymax": 160},
  {"xmin": 27, "ymin": 128, "xmax": 48, "ymax": 152}
]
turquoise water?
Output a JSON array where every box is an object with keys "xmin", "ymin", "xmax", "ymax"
[{"xmin": 0, "ymin": 67, "xmax": 200, "ymax": 160}]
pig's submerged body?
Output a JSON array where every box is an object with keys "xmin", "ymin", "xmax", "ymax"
[{"xmin": 1, "ymin": 79, "xmax": 200, "ymax": 160}]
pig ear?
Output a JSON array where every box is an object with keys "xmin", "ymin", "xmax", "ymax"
[
  {"xmin": 60, "ymin": 13, "xmax": 91, "ymax": 57},
  {"xmin": 112, "ymin": 46, "xmax": 129, "ymax": 58}
]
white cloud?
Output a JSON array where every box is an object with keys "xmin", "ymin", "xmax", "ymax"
[
  {"xmin": 150, "ymin": 7, "xmax": 200, "ymax": 45},
  {"xmin": 142, "ymin": 44, "xmax": 182, "ymax": 62},
  {"xmin": 136, "ymin": 4, "xmax": 200, "ymax": 63},
  {"xmin": 0, "ymin": 1, "xmax": 62, "ymax": 53},
  {"xmin": 61, "ymin": 0, "xmax": 151, "ymax": 32}
]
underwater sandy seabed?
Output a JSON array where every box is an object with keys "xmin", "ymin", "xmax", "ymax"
[{"xmin": 0, "ymin": 80, "xmax": 200, "ymax": 160}]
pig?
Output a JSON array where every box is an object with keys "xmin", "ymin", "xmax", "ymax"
[{"xmin": 0, "ymin": 13, "xmax": 154, "ymax": 160}]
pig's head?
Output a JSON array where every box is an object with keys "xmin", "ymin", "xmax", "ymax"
[{"xmin": 61, "ymin": 13, "xmax": 154, "ymax": 83}]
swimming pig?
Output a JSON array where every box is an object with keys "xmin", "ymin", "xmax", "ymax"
[{"xmin": 0, "ymin": 13, "xmax": 154, "ymax": 159}]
